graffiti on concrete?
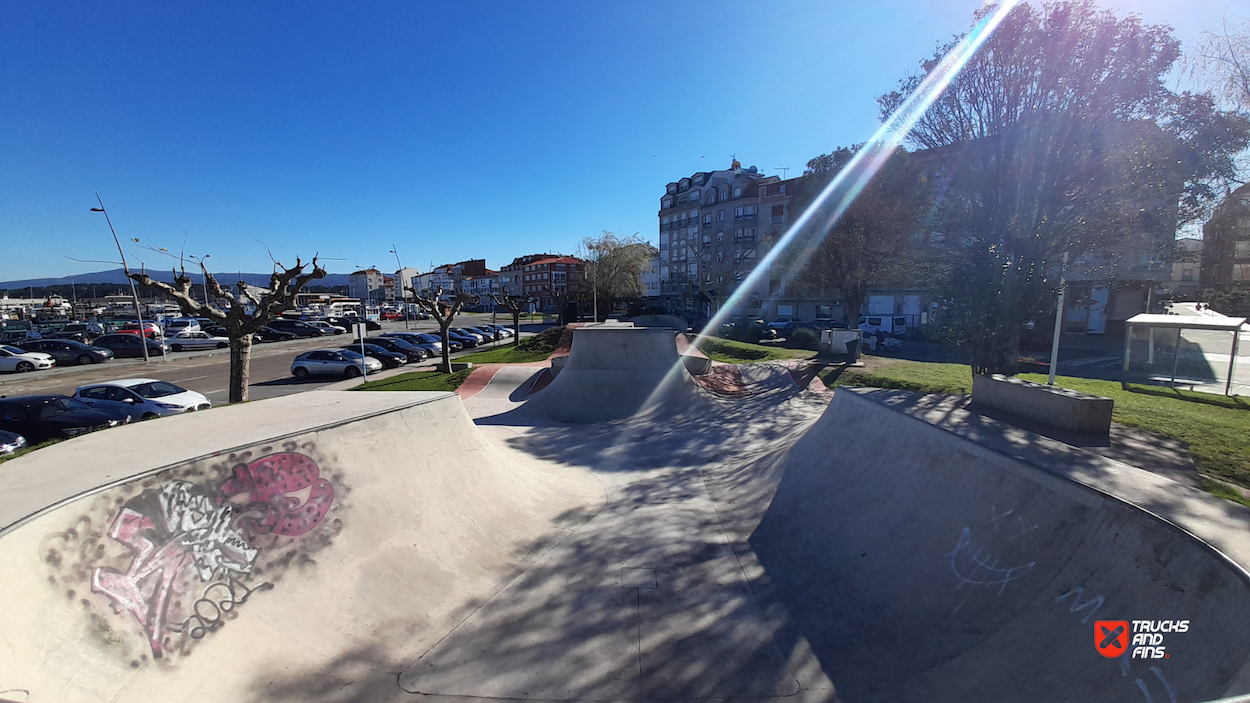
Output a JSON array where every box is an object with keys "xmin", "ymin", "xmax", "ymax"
[{"xmin": 43, "ymin": 443, "xmax": 345, "ymax": 666}]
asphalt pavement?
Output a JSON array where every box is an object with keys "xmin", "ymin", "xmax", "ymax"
[{"xmin": 0, "ymin": 314, "xmax": 536, "ymax": 403}]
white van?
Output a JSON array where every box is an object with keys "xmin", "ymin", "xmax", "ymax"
[
  {"xmin": 162, "ymin": 318, "xmax": 201, "ymax": 336},
  {"xmin": 858, "ymin": 315, "xmax": 908, "ymax": 336}
]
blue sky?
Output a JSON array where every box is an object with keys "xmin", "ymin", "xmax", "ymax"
[{"xmin": 0, "ymin": 0, "xmax": 1231, "ymax": 280}]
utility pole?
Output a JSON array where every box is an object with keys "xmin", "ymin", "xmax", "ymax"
[
  {"xmin": 1048, "ymin": 251, "xmax": 1069, "ymax": 385},
  {"xmin": 91, "ymin": 194, "xmax": 150, "ymax": 363},
  {"xmin": 390, "ymin": 244, "xmax": 409, "ymax": 330}
]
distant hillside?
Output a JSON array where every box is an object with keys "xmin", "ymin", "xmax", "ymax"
[{"xmin": 0, "ymin": 267, "xmax": 352, "ymax": 289}]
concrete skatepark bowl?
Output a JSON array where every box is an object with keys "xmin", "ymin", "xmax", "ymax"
[{"xmin": 2, "ymin": 326, "xmax": 1250, "ymax": 702}]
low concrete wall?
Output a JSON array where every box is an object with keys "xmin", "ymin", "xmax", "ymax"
[{"xmin": 972, "ymin": 373, "xmax": 1113, "ymax": 434}]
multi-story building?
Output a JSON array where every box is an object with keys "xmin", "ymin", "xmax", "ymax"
[
  {"xmin": 500, "ymin": 254, "xmax": 559, "ymax": 296},
  {"xmin": 520, "ymin": 256, "xmax": 585, "ymax": 310},
  {"xmin": 1203, "ymin": 183, "xmax": 1250, "ymax": 293},
  {"xmin": 393, "ymin": 267, "xmax": 421, "ymax": 300},
  {"xmin": 348, "ymin": 269, "xmax": 385, "ymax": 301},
  {"xmin": 657, "ymin": 160, "xmax": 802, "ymax": 320},
  {"xmin": 462, "ymin": 272, "xmax": 500, "ymax": 300},
  {"xmin": 641, "ymin": 253, "xmax": 662, "ymax": 301}
]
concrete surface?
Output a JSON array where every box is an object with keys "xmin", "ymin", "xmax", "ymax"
[
  {"xmin": 0, "ymin": 391, "xmax": 604, "ymax": 703},
  {"xmin": 518, "ymin": 326, "xmax": 703, "ymax": 423},
  {"xmin": 972, "ymin": 373, "xmax": 1114, "ymax": 434}
]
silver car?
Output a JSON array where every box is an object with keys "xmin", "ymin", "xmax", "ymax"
[{"xmin": 291, "ymin": 348, "xmax": 382, "ymax": 379}]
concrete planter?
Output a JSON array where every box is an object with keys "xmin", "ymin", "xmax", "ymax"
[{"xmin": 971, "ymin": 373, "xmax": 1113, "ymax": 435}]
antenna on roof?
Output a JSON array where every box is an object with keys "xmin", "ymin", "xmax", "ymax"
[{"xmin": 777, "ymin": 167, "xmax": 790, "ymax": 179}]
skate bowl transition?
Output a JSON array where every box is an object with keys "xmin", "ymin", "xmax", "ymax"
[{"xmin": 3, "ymin": 326, "xmax": 1250, "ymax": 702}]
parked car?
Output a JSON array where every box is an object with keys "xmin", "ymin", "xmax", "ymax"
[
  {"xmin": 464, "ymin": 326, "xmax": 503, "ymax": 342},
  {"xmin": 382, "ymin": 332, "xmax": 459, "ymax": 353},
  {"xmin": 364, "ymin": 336, "xmax": 430, "ymax": 362},
  {"xmin": 445, "ymin": 329, "xmax": 479, "ymax": 348},
  {"xmin": 305, "ymin": 320, "xmax": 346, "ymax": 335},
  {"xmin": 485, "ymin": 324, "xmax": 514, "ymax": 338},
  {"xmin": 381, "ymin": 311, "xmax": 403, "ymax": 321},
  {"xmin": 162, "ymin": 318, "xmax": 201, "ymax": 336},
  {"xmin": 290, "ymin": 349, "xmax": 382, "ymax": 379},
  {"xmin": 17, "ymin": 339, "xmax": 114, "ymax": 366},
  {"xmin": 719, "ymin": 319, "xmax": 777, "ymax": 344},
  {"xmin": 75, "ymin": 379, "xmax": 212, "ymax": 419},
  {"xmin": 343, "ymin": 343, "xmax": 408, "ymax": 368},
  {"xmin": 0, "ymin": 345, "xmax": 55, "ymax": 373},
  {"xmin": 92, "ymin": 333, "xmax": 171, "ymax": 358},
  {"xmin": 255, "ymin": 326, "xmax": 297, "ymax": 343},
  {"xmin": 328, "ymin": 316, "xmax": 380, "ymax": 331},
  {"xmin": 50, "ymin": 321, "xmax": 105, "ymax": 343},
  {"xmin": 781, "ymin": 321, "xmax": 823, "ymax": 338},
  {"xmin": 0, "ymin": 395, "xmax": 129, "ymax": 444},
  {"xmin": 167, "ymin": 331, "xmax": 230, "ymax": 351},
  {"xmin": 0, "ymin": 329, "xmax": 43, "ymax": 345},
  {"xmin": 116, "ymin": 321, "xmax": 164, "ymax": 339},
  {"xmin": 0, "ymin": 429, "xmax": 26, "ymax": 455},
  {"xmin": 768, "ymin": 317, "xmax": 799, "ymax": 331},
  {"xmin": 267, "ymin": 319, "xmax": 325, "ymax": 337}
]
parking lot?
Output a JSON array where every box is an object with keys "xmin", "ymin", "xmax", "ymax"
[{"xmin": 0, "ymin": 313, "xmax": 531, "ymax": 403}]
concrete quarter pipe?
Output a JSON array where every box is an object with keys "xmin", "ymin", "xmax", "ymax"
[{"xmin": 3, "ymin": 325, "xmax": 1250, "ymax": 702}]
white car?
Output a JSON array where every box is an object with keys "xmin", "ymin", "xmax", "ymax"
[
  {"xmin": 768, "ymin": 317, "xmax": 797, "ymax": 331},
  {"xmin": 74, "ymin": 378, "xmax": 212, "ymax": 419},
  {"xmin": 291, "ymin": 349, "xmax": 383, "ymax": 379},
  {"xmin": 0, "ymin": 344, "xmax": 55, "ymax": 373},
  {"xmin": 306, "ymin": 321, "xmax": 347, "ymax": 335},
  {"xmin": 168, "ymin": 331, "xmax": 230, "ymax": 351}
]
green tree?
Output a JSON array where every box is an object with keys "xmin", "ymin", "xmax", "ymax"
[
  {"xmin": 784, "ymin": 145, "xmax": 931, "ymax": 327},
  {"xmin": 879, "ymin": 0, "xmax": 1250, "ymax": 374}
]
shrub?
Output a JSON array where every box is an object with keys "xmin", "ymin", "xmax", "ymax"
[{"xmin": 788, "ymin": 327, "xmax": 820, "ymax": 350}]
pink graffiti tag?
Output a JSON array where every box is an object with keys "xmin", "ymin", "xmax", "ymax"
[
  {"xmin": 220, "ymin": 452, "xmax": 334, "ymax": 536},
  {"xmin": 91, "ymin": 508, "xmax": 192, "ymax": 658}
]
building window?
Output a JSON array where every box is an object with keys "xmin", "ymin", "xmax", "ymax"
[
  {"xmin": 667, "ymin": 184, "xmax": 677, "ymax": 194},
  {"xmin": 734, "ymin": 187, "xmax": 742, "ymax": 197},
  {"xmin": 689, "ymin": 190, "xmax": 699, "ymax": 201},
  {"xmin": 1236, "ymin": 240, "xmax": 1250, "ymax": 259},
  {"xmin": 1182, "ymin": 267, "xmax": 1194, "ymax": 281},
  {"xmin": 662, "ymin": 198, "xmax": 672, "ymax": 209},
  {"xmin": 717, "ymin": 211, "xmax": 725, "ymax": 221},
  {"xmin": 735, "ymin": 207, "xmax": 744, "ymax": 217},
  {"xmin": 703, "ymin": 215, "xmax": 712, "ymax": 225},
  {"xmin": 745, "ymin": 205, "xmax": 757, "ymax": 216}
]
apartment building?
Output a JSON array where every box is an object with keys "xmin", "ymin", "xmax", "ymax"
[
  {"xmin": 657, "ymin": 160, "xmax": 801, "ymax": 320},
  {"xmin": 1203, "ymin": 183, "xmax": 1250, "ymax": 293},
  {"xmin": 519, "ymin": 256, "xmax": 585, "ymax": 310},
  {"xmin": 500, "ymin": 254, "xmax": 559, "ymax": 296},
  {"xmin": 348, "ymin": 268, "xmax": 386, "ymax": 301}
]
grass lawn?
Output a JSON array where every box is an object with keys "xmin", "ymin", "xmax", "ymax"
[
  {"xmin": 354, "ymin": 368, "xmax": 473, "ymax": 393},
  {"xmin": 693, "ymin": 336, "xmax": 817, "ymax": 363},
  {"xmin": 821, "ymin": 357, "xmax": 1250, "ymax": 488}
]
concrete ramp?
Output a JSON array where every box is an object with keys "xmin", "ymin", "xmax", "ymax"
[
  {"xmin": 519, "ymin": 326, "xmax": 702, "ymax": 423},
  {"xmin": 0, "ymin": 392, "xmax": 604, "ymax": 703},
  {"xmin": 750, "ymin": 388, "xmax": 1250, "ymax": 702}
]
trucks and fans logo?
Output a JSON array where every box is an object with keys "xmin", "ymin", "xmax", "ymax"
[
  {"xmin": 1095, "ymin": 620, "xmax": 1188, "ymax": 659},
  {"xmin": 1095, "ymin": 620, "xmax": 1129, "ymax": 658}
]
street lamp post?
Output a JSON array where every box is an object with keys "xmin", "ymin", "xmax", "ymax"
[
  {"xmin": 390, "ymin": 244, "xmax": 409, "ymax": 330},
  {"xmin": 91, "ymin": 195, "xmax": 150, "ymax": 363}
]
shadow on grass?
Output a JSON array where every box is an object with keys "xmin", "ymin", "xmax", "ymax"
[{"xmin": 1123, "ymin": 383, "xmax": 1250, "ymax": 411}]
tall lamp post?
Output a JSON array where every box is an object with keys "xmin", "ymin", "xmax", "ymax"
[
  {"xmin": 91, "ymin": 195, "xmax": 150, "ymax": 363},
  {"xmin": 390, "ymin": 244, "xmax": 410, "ymax": 330}
]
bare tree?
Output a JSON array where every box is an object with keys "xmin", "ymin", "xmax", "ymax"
[
  {"xmin": 491, "ymin": 292, "xmax": 533, "ymax": 346},
  {"xmin": 580, "ymin": 231, "xmax": 654, "ymax": 320},
  {"xmin": 127, "ymin": 257, "xmax": 326, "ymax": 402},
  {"xmin": 1192, "ymin": 14, "xmax": 1250, "ymax": 112},
  {"xmin": 407, "ymin": 285, "xmax": 474, "ymax": 372}
]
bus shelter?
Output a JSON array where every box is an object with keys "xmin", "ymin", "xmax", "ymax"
[{"xmin": 1122, "ymin": 313, "xmax": 1248, "ymax": 396}]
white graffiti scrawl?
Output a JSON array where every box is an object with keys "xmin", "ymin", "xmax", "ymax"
[{"xmin": 89, "ymin": 452, "xmax": 335, "ymax": 659}]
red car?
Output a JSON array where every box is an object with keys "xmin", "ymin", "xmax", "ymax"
[
  {"xmin": 115, "ymin": 322, "xmax": 162, "ymax": 339},
  {"xmin": 382, "ymin": 311, "xmax": 403, "ymax": 321}
]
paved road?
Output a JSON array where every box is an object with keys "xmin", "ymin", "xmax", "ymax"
[{"xmin": 0, "ymin": 314, "xmax": 535, "ymax": 403}]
